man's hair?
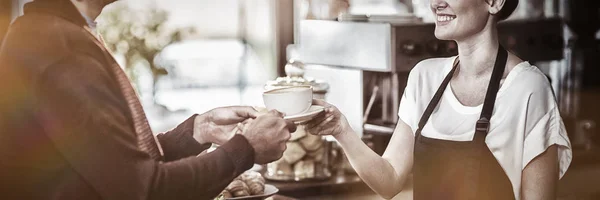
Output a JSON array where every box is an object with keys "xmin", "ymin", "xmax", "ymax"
[{"xmin": 497, "ymin": 0, "xmax": 518, "ymax": 21}]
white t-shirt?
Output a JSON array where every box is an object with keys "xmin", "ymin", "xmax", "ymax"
[{"xmin": 398, "ymin": 56, "xmax": 572, "ymax": 199}]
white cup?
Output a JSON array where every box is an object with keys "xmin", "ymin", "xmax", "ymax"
[{"xmin": 263, "ymin": 86, "xmax": 313, "ymax": 116}]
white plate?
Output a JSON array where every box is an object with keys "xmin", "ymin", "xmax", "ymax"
[
  {"xmin": 226, "ymin": 184, "xmax": 279, "ymax": 200},
  {"xmin": 283, "ymin": 105, "xmax": 325, "ymax": 123}
]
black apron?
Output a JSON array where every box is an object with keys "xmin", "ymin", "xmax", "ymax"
[{"xmin": 413, "ymin": 46, "xmax": 515, "ymax": 200}]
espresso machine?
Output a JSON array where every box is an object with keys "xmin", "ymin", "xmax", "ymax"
[{"xmin": 294, "ymin": 17, "xmax": 565, "ymax": 153}]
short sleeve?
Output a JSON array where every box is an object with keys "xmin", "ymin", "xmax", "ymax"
[
  {"xmin": 522, "ymin": 105, "xmax": 572, "ymax": 179},
  {"xmin": 399, "ymin": 89, "xmax": 418, "ymax": 133},
  {"xmin": 398, "ymin": 64, "xmax": 421, "ymax": 134}
]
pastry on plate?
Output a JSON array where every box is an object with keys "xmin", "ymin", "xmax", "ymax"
[
  {"xmin": 219, "ymin": 170, "xmax": 268, "ymax": 198},
  {"xmin": 241, "ymin": 171, "xmax": 265, "ymax": 195},
  {"xmin": 226, "ymin": 179, "xmax": 249, "ymax": 197},
  {"xmin": 221, "ymin": 190, "xmax": 232, "ymax": 198},
  {"xmin": 246, "ymin": 179, "xmax": 264, "ymax": 195}
]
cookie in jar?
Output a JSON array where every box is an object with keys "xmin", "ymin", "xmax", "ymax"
[{"xmin": 265, "ymin": 125, "xmax": 332, "ymax": 181}]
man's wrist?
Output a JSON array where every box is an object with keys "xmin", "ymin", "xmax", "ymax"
[{"xmin": 193, "ymin": 114, "xmax": 210, "ymax": 144}]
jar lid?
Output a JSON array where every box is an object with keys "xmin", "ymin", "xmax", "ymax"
[
  {"xmin": 265, "ymin": 77, "xmax": 329, "ymax": 93},
  {"xmin": 265, "ymin": 60, "xmax": 329, "ymax": 93}
]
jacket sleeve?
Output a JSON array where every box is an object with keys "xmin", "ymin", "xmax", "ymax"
[
  {"xmin": 36, "ymin": 54, "xmax": 255, "ymax": 200},
  {"xmin": 156, "ymin": 114, "xmax": 213, "ymax": 162}
]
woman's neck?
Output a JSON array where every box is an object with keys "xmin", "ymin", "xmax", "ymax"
[{"xmin": 455, "ymin": 22, "xmax": 500, "ymax": 78}]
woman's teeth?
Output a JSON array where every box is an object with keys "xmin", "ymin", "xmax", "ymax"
[{"xmin": 437, "ymin": 15, "xmax": 456, "ymax": 22}]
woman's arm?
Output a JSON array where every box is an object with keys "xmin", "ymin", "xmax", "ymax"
[
  {"xmin": 335, "ymin": 120, "xmax": 414, "ymax": 199},
  {"xmin": 521, "ymin": 145, "xmax": 559, "ymax": 200},
  {"xmin": 306, "ymin": 100, "xmax": 414, "ymax": 199}
]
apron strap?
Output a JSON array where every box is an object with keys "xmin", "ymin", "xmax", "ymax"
[
  {"xmin": 416, "ymin": 45, "xmax": 508, "ymax": 141},
  {"xmin": 473, "ymin": 46, "xmax": 508, "ymax": 142},
  {"xmin": 415, "ymin": 58, "xmax": 459, "ymax": 138}
]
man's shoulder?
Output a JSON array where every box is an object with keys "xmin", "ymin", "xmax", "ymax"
[
  {"xmin": 5, "ymin": 13, "xmax": 77, "ymax": 51},
  {"xmin": 1, "ymin": 13, "xmax": 102, "ymax": 74}
]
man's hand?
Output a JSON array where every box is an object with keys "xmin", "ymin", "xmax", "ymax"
[
  {"xmin": 242, "ymin": 110, "xmax": 296, "ymax": 164},
  {"xmin": 193, "ymin": 106, "xmax": 258, "ymax": 145}
]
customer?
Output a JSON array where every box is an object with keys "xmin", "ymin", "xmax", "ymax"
[
  {"xmin": 0, "ymin": 0, "xmax": 294, "ymax": 199},
  {"xmin": 306, "ymin": 0, "xmax": 572, "ymax": 199}
]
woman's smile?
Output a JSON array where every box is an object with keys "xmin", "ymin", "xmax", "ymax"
[{"xmin": 436, "ymin": 13, "xmax": 457, "ymax": 26}]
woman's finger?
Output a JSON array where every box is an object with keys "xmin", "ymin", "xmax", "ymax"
[
  {"xmin": 305, "ymin": 112, "xmax": 330, "ymax": 130},
  {"xmin": 309, "ymin": 114, "xmax": 336, "ymax": 135}
]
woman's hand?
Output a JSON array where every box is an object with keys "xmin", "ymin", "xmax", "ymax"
[
  {"xmin": 193, "ymin": 106, "xmax": 258, "ymax": 145},
  {"xmin": 304, "ymin": 99, "xmax": 351, "ymax": 138}
]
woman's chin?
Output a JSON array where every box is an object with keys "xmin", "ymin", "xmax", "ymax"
[{"xmin": 434, "ymin": 30, "xmax": 453, "ymax": 41}]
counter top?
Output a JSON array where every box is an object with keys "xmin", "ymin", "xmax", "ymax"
[
  {"xmin": 265, "ymin": 164, "xmax": 600, "ymax": 200},
  {"xmin": 266, "ymin": 173, "xmax": 414, "ymax": 199}
]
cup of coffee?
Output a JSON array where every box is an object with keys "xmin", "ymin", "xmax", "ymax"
[{"xmin": 263, "ymin": 86, "xmax": 313, "ymax": 116}]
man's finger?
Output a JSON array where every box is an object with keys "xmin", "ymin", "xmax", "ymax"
[
  {"xmin": 267, "ymin": 109, "xmax": 285, "ymax": 118},
  {"xmin": 285, "ymin": 120, "xmax": 297, "ymax": 133},
  {"xmin": 229, "ymin": 123, "xmax": 244, "ymax": 135},
  {"xmin": 236, "ymin": 106, "xmax": 259, "ymax": 119},
  {"xmin": 242, "ymin": 118, "xmax": 254, "ymax": 125}
]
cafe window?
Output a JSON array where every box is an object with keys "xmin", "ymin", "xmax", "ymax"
[{"xmin": 97, "ymin": 0, "xmax": 280, "ymax": 132}]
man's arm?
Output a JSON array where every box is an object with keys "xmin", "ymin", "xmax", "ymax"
[
  {"xmin": 156, "ymin": 114, "xmax": 212, "ymax": 161},
  {"xmin": 37, "ymin": 54, "xmax": 254, "ymax": 200},
  {"xmin": 157, "ymin": 106, "xmax": 258, "ymax": 161}
]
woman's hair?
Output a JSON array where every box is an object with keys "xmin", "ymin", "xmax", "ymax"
[{"xmin": 496, "ymin": 0, "xmax": 518, "ymax": 21}]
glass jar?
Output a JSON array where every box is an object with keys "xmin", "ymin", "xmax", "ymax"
[
  {"xmin": 299, "ymin": 0, "xmax": 350, "ymax": 20},
  {"xmin": 263, "ymin": 60, "xmax": 332, "ymax": 181},
  {"xmin": 264, "ymin": 130, "xmax": 334, "ymax": 181}
]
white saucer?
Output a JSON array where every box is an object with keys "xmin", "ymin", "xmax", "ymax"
[{"xmin": 284, "ymin": 105, "xmax": 325, "ymax": 123}]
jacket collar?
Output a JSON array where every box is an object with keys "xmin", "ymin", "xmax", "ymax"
[{"xmin": 23, "ymin": 0, "xmax": 87, "ymax": 27}]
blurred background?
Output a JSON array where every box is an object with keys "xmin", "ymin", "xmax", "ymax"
[{"xmin": 2, "ymin": 0, "xmax": 600, "ymax": 199}]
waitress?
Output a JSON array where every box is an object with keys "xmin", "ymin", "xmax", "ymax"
[{"xmin": 305, "ymin": 0, "xmax": 572, "ymax": 199}]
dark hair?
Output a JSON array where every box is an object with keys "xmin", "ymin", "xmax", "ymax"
[{"xmin": 496, "ymin": 0, "xmax": 518, "ymax": 21}]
